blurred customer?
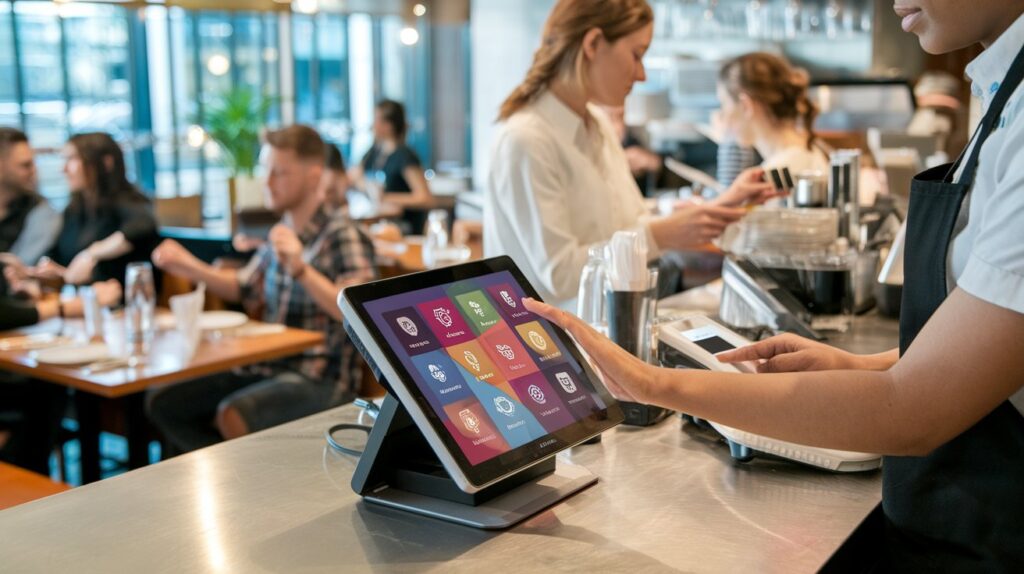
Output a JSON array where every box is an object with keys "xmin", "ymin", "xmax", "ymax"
[
  {"xmin": 0, "ymin": 279, "xmax": 121, "ymax": 474},
  {"xmin": 231, "ymin": 141, "xmax": 350, "ymax": 254},
  {"xmin": 485, "ymin": 0, "xmax": 775, "ymax": 308},
  {"xmin": 907, "ymin": 70, "xmax": 967, "ymax": 156},
  {"xmin": 0, "ymin": 128, "xmax": 61, "ymax": 268},
  {"xmin": 4, "ymin": 133, "xmax": 159, "ymax": 288},
  {"xmin": 349, "ymin": 100, "xmax": 434, "ymax": 232},
  {"xmin": 717, "ymin": 52, "xmax": 829, "ymax": 176},
  {"xmin": 148, "ymin": 125, "xmax": 376, "ymax": 455},
  {"xmin": 321, "ymin": 143, "xmax": 350, "ymax": 213}
]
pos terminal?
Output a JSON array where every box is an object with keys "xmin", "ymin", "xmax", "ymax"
[{"xmin": 338, "ymin": 257, "xmax": 623, "ymax": 529}]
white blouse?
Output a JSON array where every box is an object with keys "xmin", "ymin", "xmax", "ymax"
[{"xmin": 483, "ymin": 91, "xmax": 657, "ymax": 308}]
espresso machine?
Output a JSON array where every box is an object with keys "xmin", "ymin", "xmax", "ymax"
[{"xmin": 719, "ymin": 150, "xmax": 894, "ymax": 337}]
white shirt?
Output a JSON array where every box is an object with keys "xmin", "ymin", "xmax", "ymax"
[
  {"xmin": 484, "ymin": 91, "xmax": 657, "ymax": 308},
  {"xmin": 946, "ymin": 13, "xmax": 1024, "ymax": 413}
]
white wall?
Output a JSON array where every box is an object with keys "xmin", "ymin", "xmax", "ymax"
[{"xmin": 469, "ymin": 0, "xmax": 554, "ymax": 188}]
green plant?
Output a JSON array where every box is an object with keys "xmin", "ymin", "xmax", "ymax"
[{"xmin": 202, "ymin": 87, "xmax": 274, "ymax": 178}]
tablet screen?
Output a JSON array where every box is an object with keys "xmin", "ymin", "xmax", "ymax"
[{"xmin": 363, "ymin": 269, "xmax": 608, "ymax": 466}]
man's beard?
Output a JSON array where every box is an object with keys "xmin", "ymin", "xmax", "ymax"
[{"xmin": 0, "ymin": 177, "xmax": 37, "ymax": 197}]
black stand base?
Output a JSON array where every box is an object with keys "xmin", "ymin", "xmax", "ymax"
[{"xmin": 352, "ymin": 394, "xmax": 597, "ymax": 529}]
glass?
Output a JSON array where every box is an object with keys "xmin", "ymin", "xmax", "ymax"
[
  {"xmin": 577, "ymin": 243, "xmax": 608, "ymax": 331},
  {"xmin": 124, "ymin": 262, "xmax": 156, "ymax": 356},
  {"xmin": 422, "ymin": 209, "xmax": 449, "ymax": 269},
  {"xmin": 78, "ymin": 285, "xmax": 103, "ymax": 342}
]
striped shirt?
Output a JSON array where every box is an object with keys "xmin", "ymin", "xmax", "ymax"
[{"xmin": 237, "ymin": 205, "xmax": 376, "ymax": 402}]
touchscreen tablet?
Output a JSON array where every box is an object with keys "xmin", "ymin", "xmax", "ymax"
[{"xmin": 341, "ymin": 257, "xmax": 622, "ymax": 491}]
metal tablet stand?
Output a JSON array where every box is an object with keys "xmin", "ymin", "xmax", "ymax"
[{"xmin": 346, "ymin": 323, "xmax": 598, "ymax": 530}]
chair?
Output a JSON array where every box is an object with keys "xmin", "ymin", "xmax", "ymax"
[{"xmin": 154, "ymin": 196, "xmax": 203, "ymax": 229}]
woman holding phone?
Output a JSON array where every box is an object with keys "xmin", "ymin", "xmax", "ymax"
[
  {"xmin": 484, "ymin": 0, "xmax": 778, "ymax": 308},
  {"xmin": 525, "ymin": 0, "xmax": 1024, "ymax": 568}
]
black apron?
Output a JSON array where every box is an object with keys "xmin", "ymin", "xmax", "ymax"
[{"xmin": 883, "ymin": 44, "xmax": 1024, "ymax": 570}]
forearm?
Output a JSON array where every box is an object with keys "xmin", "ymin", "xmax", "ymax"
[
  {"xmin": 89, "ymin": 232, "xmax": 133, "ymax": 261},
  {"xmin": 862, "ymin": 348, "xmax": 899, "ymax": 371},
  {"xmin": 382, "ymin": 192, "xmax": 429, "ymax": 208},
  {"xmin": 176, "ymin": 261, "xmax": 242, "ymax": 302},
  {"xmin": 648, "ymin": 366, "xmax": 921, "ymax": 455},
  {"xmin": 295, "ymin": 265, "xmax": 345, "ymax": 321}
]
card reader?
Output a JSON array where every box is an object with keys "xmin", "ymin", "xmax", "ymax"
[{"xmin": 658, "ymin": 314, "xmax": 882, "ymax": 472}]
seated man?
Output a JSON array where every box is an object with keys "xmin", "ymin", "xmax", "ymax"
[
  {"xmin": 0, "ymin": 128, "xmax": 62, "ymax": 291},
  {"xmin": 148, "ymin": 125, "xmax": 376, "ymax": 455}
]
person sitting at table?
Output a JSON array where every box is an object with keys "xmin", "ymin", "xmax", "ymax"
[
  {"xmin": 148, "ymin": 125, "xmax": 377, "ymax": 455},
  {"xmin": 232, "ymin": 141, "xmax": 351, "ymax": 254},
  {"xmin": 322, "ymin": 143, "xmax": 349, "ymax": 213},
  {"xmin": 716, "ymin": 52, "xmax": 829, "ymax": 178},
  {"xmin": 3, "ymin": 132, "xmax": 160, "ymax": 288},
  {"xmin": 0, "ymin": 279, "xmax": 122, "ymax": 475},
  {"xmin": 0, "ymin": 128, "xmax": 62, "ymax": 272},
  {"xmin": 349, "ymin": 99, "xmax": 433, "ymax": 233}
]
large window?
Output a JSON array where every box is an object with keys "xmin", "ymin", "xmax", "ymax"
[{"xmin": 0, "ymin": 1, "xmax": 460, "ymax": 224}]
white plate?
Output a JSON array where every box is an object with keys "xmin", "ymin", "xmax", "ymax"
[
  {"xmin": 198, "ymin": 311, "xmax": 249, "ymax": 331},
  {"xmin": 33, "ymin": 343, "xmax": 111, "ymax": 365}
]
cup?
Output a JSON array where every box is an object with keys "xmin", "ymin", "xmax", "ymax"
[{"xmin": 604, "ymin": 268, "xmax": 660, "ymax": 363}]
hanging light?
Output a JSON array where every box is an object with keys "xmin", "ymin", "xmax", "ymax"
[
  {"xmin": 187, "ymin": 125, "xmax": 207, "ymax": 148},
  {"xmin": 413, "ymin": 4, "xmax": 427, "ymax": 17},
  {"xmin": 294, "ymin": 0, "xmax": 318, "ymax": 15},
  {"xmin": 399, "ymin": 26, "xmax": 419, "ymax": 46},
  {"xmin": 206, "ymin": 54, "xmax": 231, "ymax": 77}
]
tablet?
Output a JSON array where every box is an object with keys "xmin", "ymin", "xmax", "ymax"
[{"xmin": 340, "ymin": 256, "xmax": 623, "ymax": 492}]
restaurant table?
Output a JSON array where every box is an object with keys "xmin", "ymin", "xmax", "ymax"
[
  {"xmin": 0, "ymin": 461, "xmax": 69, "ymax": 511},
  {"xmin": 0, "ymin": 315, "xmax": 897, "ymax": 573},
  {"xmin": 0, "ymin": 317, "xmax": 324, "ymax": 484}
]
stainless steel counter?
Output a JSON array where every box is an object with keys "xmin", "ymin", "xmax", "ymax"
[{"xmin": 0, "ymin": 316, "xmax": 899, "ymax": 573}]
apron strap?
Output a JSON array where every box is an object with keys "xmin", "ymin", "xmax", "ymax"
[{"xmin": 947, "ymin": 44, "xmax": 1024, "ymax": 185}]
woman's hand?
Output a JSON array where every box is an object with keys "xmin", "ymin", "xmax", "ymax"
[
  {"xmin": 64, "ymin": 250, "xmax": 98, "ymax": 285},
  {"xmin": 712, "ymin": 167, "xmax": 782, "ymax": 207},
  {"xmin": 715, "ymin": 333, "xmax": 895, "ymax": 373},
  {"xmin": 92, "ymin": 279, "xmax": 123, "ymax": 307},
  {"xmin": 650, "ymin": 203, "xmax": 746, "ymax": 250},
  {"xmin": 522, "ymin": 297, "xmax": 661, "ymax": 404}
]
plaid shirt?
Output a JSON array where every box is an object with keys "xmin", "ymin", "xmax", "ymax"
[{"xmin": 237, "ymin": 206, "xmax": 376, "ymax": 402}]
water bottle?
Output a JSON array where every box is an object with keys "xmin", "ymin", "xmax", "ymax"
[
  {"xmin": 577, "ymin": 243, "xmax": 609, "ymax": 333},
  {"xmin": 125, "ymin": 262, "xmax": 156, "ymax": 356},
  {"xmin": 422, "ymin": 209, "xmax": 450, "ymax": 269}
]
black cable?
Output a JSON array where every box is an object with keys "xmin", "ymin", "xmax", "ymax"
[{"xmin": 325, "ymin": 423, "xmax": 372, "ymax": 456}]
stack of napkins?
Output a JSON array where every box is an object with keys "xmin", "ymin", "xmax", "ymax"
[{"xmin": 169, "ymin": 284, "xmax": 206, "ymax": 362}]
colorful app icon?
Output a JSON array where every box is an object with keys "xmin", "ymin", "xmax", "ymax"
[
  {"xmin": 410, "ymin": 351, "xmax": 473, "ymax": 404},
  {"xmin": 479, "ymin": 323, "xmax": 539, "ymax": 380},
  {"xmin": 417, "ymin": 297, "xmax": 475, "ymax": 346},
  {"xmin": 441, "ymin": 398, "xmax": 510, "ymax": 464},
  {"xmin": 508, "ymin": 372, "xmax": 575, "ymax": 433},
  {"xmin": 541, "ymin": 365, "xmax": 603, "ymax": 420},
  {"xmin": 453, "ymin": 290, "xmax": 503, "ymax": 335},
  {"xmin": 514, "ymin": 321, "xmax": 563, "ymax": 363},
  {"xmin": 485, "ymin": 283, "xmax": 535, "ymax": 325},
  {"xmin": 460, "ymin": 376, "xmax": 548, "ymax": 448},
  {"xmin": 447, "ymin": 340, "xmax": 502, "ymax": 384},
  {"xmin": 382, "ymin": 308, "xmax": 440, "ymax": 355}
]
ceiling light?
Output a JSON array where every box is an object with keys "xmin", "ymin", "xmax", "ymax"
[{"xmin": 399, "ymin": 26, "xmax": 419, "ymax": 46}]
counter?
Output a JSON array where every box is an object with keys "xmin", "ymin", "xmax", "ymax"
[{"xmin": 0, "ymin": 315, "xmax": 899, "ymax": 573}]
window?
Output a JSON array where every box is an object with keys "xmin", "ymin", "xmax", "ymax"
[{"xmin": 0, "ymin": 2, "xmax": 465, "ymax": 225}]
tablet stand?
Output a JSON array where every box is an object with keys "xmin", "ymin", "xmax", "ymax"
[{"xmin": 351, "ymin": 392, "xmax": 598, "ymax": 530}]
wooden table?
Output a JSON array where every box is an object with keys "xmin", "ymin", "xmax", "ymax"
[
  {"xmin": 0, "ymin": 461, "xmax": 69, "ymax": 511},
  {"xmin": 0, "ymin": 317, "xmax": 324, "ymax": 483}
]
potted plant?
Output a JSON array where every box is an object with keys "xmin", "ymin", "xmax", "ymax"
[{"xmin": 201, "ymin": 87, "xmax": 275, "ymax": 228}]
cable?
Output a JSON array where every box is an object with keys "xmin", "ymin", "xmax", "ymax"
[{"xmin": 325, "ymin": 423, "xmax": 371, "ymax": 456}]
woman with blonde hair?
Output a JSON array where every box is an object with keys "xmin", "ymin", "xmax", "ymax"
[
  {"xmin": 716, "ymin": 52, "xmax": 829, "ymax": 176},
  {"xmin": 484, "ymin": 0, "xmax": 776, "ymax": 308}
]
